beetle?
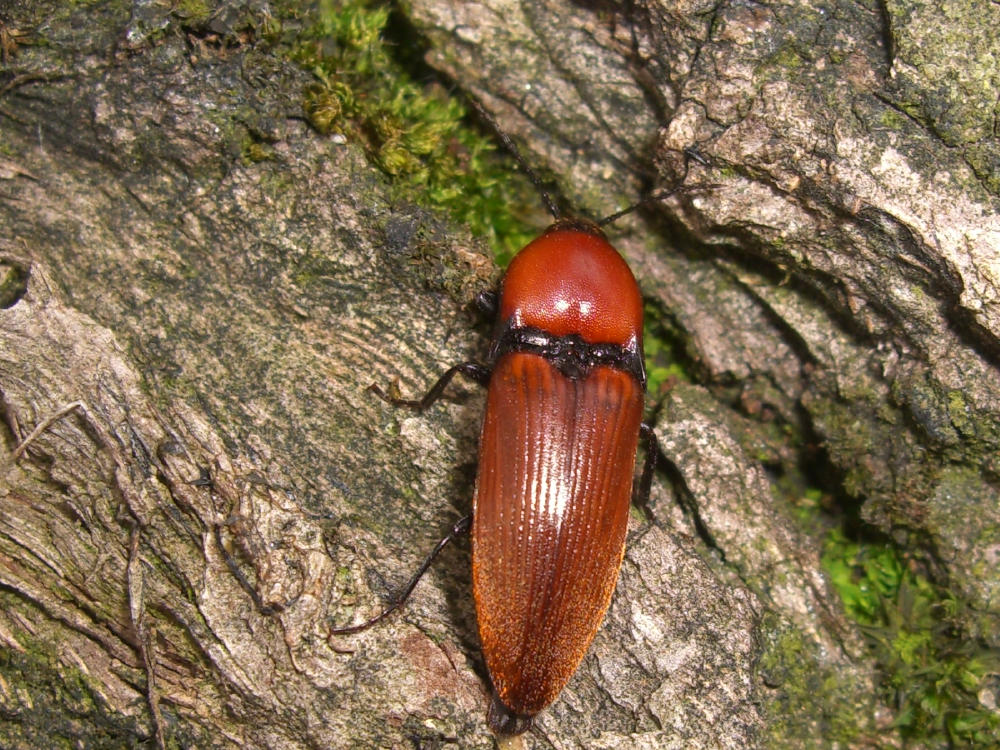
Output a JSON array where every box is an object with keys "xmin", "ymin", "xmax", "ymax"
[
  {"xmin": 330, "ymin": 119, "xmax": 663, "ymax": 737},
  {"xmin": 468, "ymin": 214, "xmax": 654, "ymax": 734}
]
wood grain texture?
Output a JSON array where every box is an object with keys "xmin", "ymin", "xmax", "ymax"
[{"xmin": 472, "ymin": 352, "xmax": 644, "ymax": 716}]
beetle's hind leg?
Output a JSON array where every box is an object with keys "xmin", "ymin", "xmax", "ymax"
[
  {"xmin": 328, "ymin": 514, "xmax": 472, "ymax": 636},
  {"xmin": 634, "ymin": 422, "xmax": 659, "ymax": 510}
]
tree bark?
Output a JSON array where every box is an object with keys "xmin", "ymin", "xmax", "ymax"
[{"xmin": 1, "ymin": 1, "xmax": 998, "ymax": 748}]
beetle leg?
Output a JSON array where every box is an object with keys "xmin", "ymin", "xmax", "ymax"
[
  {"xmin": 368, "ymin": 362, "xmax": 490, "ymax": 411},
  {"xmin": 213, "ymin": 522, "xmax": 288, "ymax": 616},
  {"xmin": 635, "ymin": 422, "xmax": 659, "ymax": 509},
  {"xmin": 329, "ymin": 514, "xmax": 472, "ymax": 635},
  {"xmin": 474, "ymin": 288, "xmax": 498, "ymax": 317}
]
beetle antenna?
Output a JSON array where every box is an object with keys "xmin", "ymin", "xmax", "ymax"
[
  {"xmin": 469, "ymin": 98, "xmax": 562, "ymax": 220},
  {"xmin": 596, "ymin": 182, "xmax": 722, "ymax": 227},
  {"xmin": 597, "ymin": 145, "xmax": 722, "ymax": 227}
]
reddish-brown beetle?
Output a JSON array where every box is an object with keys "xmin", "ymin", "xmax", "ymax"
[
  {"xmin": 330, "ymin": 121, "xmax": 662, "ymax": 736},
  {"xmin": 471, "ymin": 217, "xmax": 649, "ymax": 733}
]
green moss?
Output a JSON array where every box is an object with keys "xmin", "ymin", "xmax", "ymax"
[
  {"xmin": 891, "ymin": 370, "xmax": 1000, "ymax": 462},
  {"xmin": 876, "ymin": 109, "xmax": 906, "ymax": 130},
  {"xmin": 0, "ymin": 260, "xmax": 29, "ymax": 308},
  {"xmin": 965, "ymin": 143, "xmax": 1000, "ymax": 194},
  {"xmin": 642, "ymin": 302, "xmax": 694, "ymax": 397},
  {"xmin": 241, "ymin": 138, "xmax": 275, "ymax": 163},
  {"xmin": 946, "ymin": 389, "xmax": 975, "ymax": 439},
  {"xmin": 822, "ymin": 530, "xmax": 1000, "ymax": 746},
  {"xmin": 758, "ymin": 612, "xmax": 869, "ymax": 746},
  {"xmin": 172, "ymin": 0, "xmax": 212, "ymax": 24},
  {"xmin": 285, "ymin": 0, "xmax": 538, "ymax": 262},
  {"xmin": 790, "ymin": 487, "xmax": 825, "ymax": 525},
  {"xmin": 0, "ymin": 606, "xmax": 158, "ymax": 748},
  {"xmin": 768, "ymin": 44, "xmax": 804, "ymax": 72}
]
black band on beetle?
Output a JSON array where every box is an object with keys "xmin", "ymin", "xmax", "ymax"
[{"xmin": 490, "ymin": 324, "xmax": 646, "ymax": 388}]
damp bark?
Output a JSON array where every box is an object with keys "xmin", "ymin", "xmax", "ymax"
[{"xmin": 1, "ymin": 1, "xmax": 998, "ymax": 748}]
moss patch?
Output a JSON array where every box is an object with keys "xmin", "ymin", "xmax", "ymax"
[
  {"xmin": 282, "ymin": 0, "xmax": 539, "ymax": 263},
  {"xmin": 757, "ymin": 612, "xmax": 871, "ymax": 747},
  {"xmin": 822, "ymin": 530, "xmax": 1000, "ymax": 746},
  {"xmin": 0, "ymin": 611, "xmax": 147, "ymax": 749}
]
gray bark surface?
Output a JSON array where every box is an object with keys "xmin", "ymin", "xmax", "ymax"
[{"xmin": 1, "ymin": 0, "xmax": 997, "ymax": 748}]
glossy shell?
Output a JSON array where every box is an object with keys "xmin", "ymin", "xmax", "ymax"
[
  {"xmin": 499, "ymin": 224, "xmax": 644, "ymax": 349},
  {"xmin": 472, "ymin": 351, "xmax": 644, "ymax": 720}
]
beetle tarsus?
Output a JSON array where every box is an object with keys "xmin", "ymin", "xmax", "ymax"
[{"xmin": 368, "ymin": 362, "xmax": 490, "ymax": 411}]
